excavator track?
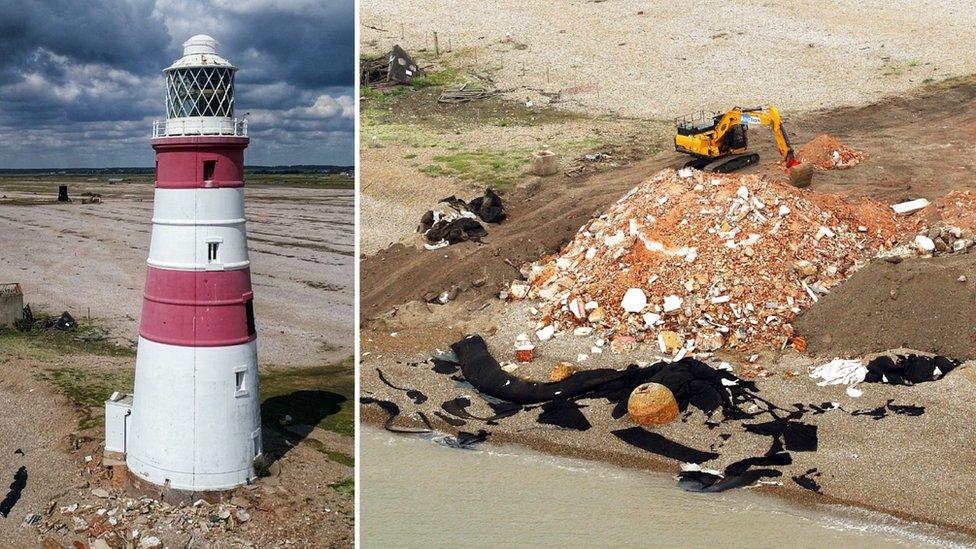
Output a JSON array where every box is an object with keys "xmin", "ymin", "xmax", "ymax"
[
  {"xmin": 706, "ymin": 153, "xmax": 760, "ymax": 173},
  {"xmin": 684, "ymin": 153, "xmax": 760, "ymax": 174}
]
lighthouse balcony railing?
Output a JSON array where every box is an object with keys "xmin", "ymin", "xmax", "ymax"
[{"xmin": 153, "ymin": 117, "xmax": 248, "ymax": 138}]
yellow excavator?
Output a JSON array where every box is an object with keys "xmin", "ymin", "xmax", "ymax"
[{"xmin": 674, "ymin": 105, "xmax": 814, "ymax": 187}]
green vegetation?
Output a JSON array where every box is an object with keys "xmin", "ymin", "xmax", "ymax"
[
  {"xmin": 260, "ymin": 356, "xmax": 355, "ymax": 438},
  {"xmin": 330, "ymin": 477, "xmax": 354, "ymax": 498},
  {"xmin": 421, "ymin": 149, "xmax": 530, "ymax": 188},
  {"xmin": 34, "ymin": 367, "xmax": 134, "ymax": 430},
  {"xmin": 302, "ymin": 438, "xmax": 354, "ymax": 467},
  {"xmin": 0, "ymin": 322, "xmax": 134, "ymax": 361},
  {"xmin": 247, "ymin": 173, "xmax": 353, "ymax": 190}
]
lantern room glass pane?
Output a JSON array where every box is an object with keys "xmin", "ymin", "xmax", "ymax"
[{"xmin": 165, "ymin": 67, "xmax": 235, "ymax": 118}]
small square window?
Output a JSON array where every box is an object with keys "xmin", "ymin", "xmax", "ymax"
[
  {"xmin": 207, "ymin": 242, "xmax": 219, "ymax": 262},
  {"xmin": 234, "ymin": 367, "xmax": 248, "ymax": 397}
]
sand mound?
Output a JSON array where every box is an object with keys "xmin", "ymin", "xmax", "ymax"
[
  {"xmin": 511, "ymin": 168, "xmax": 919, "ymax": 352},
  {"xmin": 797, "ymin": 134, "xmax": 866, "ymax": 170},
  {"xmin": 796, "ymin": 254, "xmax": 976, "ymax": 359}
]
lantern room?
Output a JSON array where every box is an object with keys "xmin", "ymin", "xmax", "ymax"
[{"xmin": 154, "ymin": 34, "xmax": 246, "ymax": 137}]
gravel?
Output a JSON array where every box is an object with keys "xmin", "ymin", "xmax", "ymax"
[
  {"xmin": 0, "ymin": 181, "xmax": 354, "ymax": 366},
  {"xmin": 362, "ymin": 0, "xmax": 976, "ymax": 118}
]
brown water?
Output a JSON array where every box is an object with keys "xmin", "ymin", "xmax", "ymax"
[{"xmin": 361, "ymin": 428, "xmax": 971, "ymax": 548}]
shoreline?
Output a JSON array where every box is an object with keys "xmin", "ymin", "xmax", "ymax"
[{"xmin": 360, "ymin": 407, "xmax": 975, "ymax": 542}]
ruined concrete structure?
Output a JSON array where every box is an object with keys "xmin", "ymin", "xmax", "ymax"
[{"xmin": 107, "ymin": 35, "xmax": 261, "ymax": 494}]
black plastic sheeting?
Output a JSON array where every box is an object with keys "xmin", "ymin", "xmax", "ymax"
[
  {"xmin": 467, "ymin": 188, "xmax": 506, "ymax": 223},
  {"xmin": 363, "ymin": 334, "xmax": 942, "ymax": 495},
  {"xmin": 418, "ymin": 189, "xmax": 506, "ymax": 245},
  {"xmin": 0, "ymin": 466, "xmax": 27, "ymax": 518},
  {"xmin": 612, "ymin": 427, "xmax": 719, "ymax": 463},
  {"xmin": 376, "ymin": 368, "xmax": 428, "ymax": 405},
  {"xmin": 864, "ymin": 354, "xmax": 959, "ymax": 385},
  {"xmin": 451, "ymin": 335, "xmax": 739, "ymax": 415}
]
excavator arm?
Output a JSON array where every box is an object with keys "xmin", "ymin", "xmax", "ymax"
[{"xmin": 736, "ymin": 106, "xmax": 799, "ymax": 167}]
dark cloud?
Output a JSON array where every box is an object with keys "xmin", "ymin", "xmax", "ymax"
[{"xmin": 0, "ymin": 0, "xmax": 354, "ymax": 167}]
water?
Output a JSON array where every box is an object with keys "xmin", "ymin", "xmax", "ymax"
[{"xmin": 361, "ymin": 427, "xmax": 970, "ymax": 548}]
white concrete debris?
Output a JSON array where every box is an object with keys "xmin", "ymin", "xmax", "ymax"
[
  {"xmin": 891, "ymin": 198, "xmax": 929, "ymax": 215},
  {"xmin": 536, "ymin": 324, "xmax": 555, "ymax": 341},
  {"xmin": 914, "ymin": 234, "xmax": 936, "ymax": 253},
  {"xmin": 621, "ymin": 287, "xmax": 648, "ymax": 313},
  {"xmin": 662, "ymin": 294, "xmax": 683, "ymax": 313}
]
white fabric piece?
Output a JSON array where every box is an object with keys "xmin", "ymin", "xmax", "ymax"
[{"xmin": 810, "ymin": 358, "xmax": 866, "ymax": 386}]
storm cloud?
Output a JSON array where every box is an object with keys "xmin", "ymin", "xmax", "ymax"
[{"xmin": 0, "ymin": 0, "xmax": 354, "ymax": 167}]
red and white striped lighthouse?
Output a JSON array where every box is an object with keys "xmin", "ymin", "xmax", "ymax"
[{"xmin": 119, "ymin": 34, "xmax": 262, "ymax": 494}]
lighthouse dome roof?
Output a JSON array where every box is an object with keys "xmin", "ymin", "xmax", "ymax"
[{"xmin": 165, "ymin": 33, "xmax": 235, "ymax": 72}]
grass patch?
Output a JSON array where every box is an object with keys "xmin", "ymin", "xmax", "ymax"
[
  {"xmin": 260, "ymin": 357, "xmax": 354, "ymax": 438},
  {"xmin": 247, "ymin": 173, "xmax": 353, "ymax": 190},
  {"xmin": 421, "ymin": 149, "xmax": 529, "ymax": 188},
  {"xmin": 302, "ymin": 438, "xmax": 354, "ymax": 467},
  {"xmin": 0, "ymin": 323, "xmax": 134, "ymax": 360},
  {"xmin": 330, "ymin": 477, "xmax": 354, "ymax": 498},
  {"xmin": 34, "ymin": 367, "xmax": 134, "ymax": 430}
]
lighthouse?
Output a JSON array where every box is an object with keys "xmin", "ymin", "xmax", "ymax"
[{"xmin": 105, "ymin": 35, "xmax": 262, "ymax": 496}]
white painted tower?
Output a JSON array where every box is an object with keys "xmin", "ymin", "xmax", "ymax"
[{"xmin": 108, "ymin": 35, "xmax": 262, "ymax": 495}]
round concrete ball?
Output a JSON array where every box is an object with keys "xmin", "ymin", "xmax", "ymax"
[{"xmin": 627, "ymin": 382, "xmax": 679, "ymax": 426}]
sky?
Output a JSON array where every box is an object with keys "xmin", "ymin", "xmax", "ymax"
[{"xmin": 0, "ymin": 0, "xmax": 354, "ymax": 168}]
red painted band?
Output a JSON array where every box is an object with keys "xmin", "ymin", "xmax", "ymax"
[
  {"xmin": 153, "ymin": 135, "xmax": 249, "ymax": 190},
  {"xmin": 140, "ymin": 267, "xmax": 256, "ymax": 347}
]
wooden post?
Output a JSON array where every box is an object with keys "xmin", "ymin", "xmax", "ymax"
[
  {"xmin": 400, "ymin": 22, "xmax": 404, "ymax": 39},
  {"xmin": 434, "ymin": 31, "xmax": 440, "ymax": 57}
]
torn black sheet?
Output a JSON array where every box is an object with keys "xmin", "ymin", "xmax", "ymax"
[
  {"xmin": 851, "ymin": 400, "xmax": 925, "ymax": 420},
  {"xmin": 792, "ymin": 468, "xmax": 823, "ymax": 493},
  {"xmin": 865, "ymin": 354, "xmax": 959, "ymax": 385},
  {"xmin": 450, "ymin": 335, "xmax": 738, "ymax": 416},
  {"xmin": 611, "ymin": 427, "xmax": 719, "ymax": 464},
  {"xmin": 742, "ymin": 420, "xmax": 818, "ymax": 452},
  {"xmin": 376, "ymin": 368, "xmax": 428, "ymax": 405},
  {"xmin": 440, "ymin": 397, "xmax": 522, "ymax": 423},
  {"xmin": 467, "ymin": 188, "xmax": 506, "ymax": 223},
  {"xmin": 360, "ymin": 397, "xmax": 431, "ymax": 434},
  {"xmin": 0, "ymin": 466, "xmax": 27, "ymax": 518},
  {"xmin": 425, "ymin": 217, "xmax": 487, "ymax": 245},
  {"xmin": 537, "ymin": 401, "xmax": 591, "ymax": 431}
]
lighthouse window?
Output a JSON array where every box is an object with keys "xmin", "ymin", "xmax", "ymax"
[
  {"xmin": 207, "ymin": 242, "xmax": 219, "ymax": 262},
  {"xmin": 203, "ymin": 160, "xmax": 216, "ymax": 181},
  {"xmin": 235, "ymin": 371, "xmax": 246, "ymax": 392},
  {"xmin": 165, "ymin": 67, "xmax": 235, "ymax": 118},
  {"xmin": 245, "ymin": 298, "xmax": 256, "ymax": 336}
]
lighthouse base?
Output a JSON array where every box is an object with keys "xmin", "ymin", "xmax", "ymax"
[
  {"xmin": 122, "ymin": 466, "xmax": 241, "ymax": 505},
  {"xmin": 125, "ymin": 337, "xmax": 263, "ymax": 492}
]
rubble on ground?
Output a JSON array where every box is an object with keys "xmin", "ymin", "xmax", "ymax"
[
  {"xmin": 509, "ymin": 168, "xmax": 922, "ymax": 353},
  {"xmin": 361, "ymin": 45, "xmax": 424, "ymax": 87},
  {"xmin": 796, "ymin": 134, "xmax": 866, "ymax": 170}
]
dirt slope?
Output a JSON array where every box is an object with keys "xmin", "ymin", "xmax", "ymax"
[{"xmin": 362, "ymin": 77, "xmax": 976, "ymax": 320}]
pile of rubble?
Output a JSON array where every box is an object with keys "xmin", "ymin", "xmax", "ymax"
[
  {"xmin": 24, "ymin": 450, "xmax": 259, "ymax": 548},
  {"xmin": 880, "ymin": 223, "xmax": 976, "ymax": 261},
  {"xmin": 796, "ymin": 134, "xmax": 866, "ymax": 170},
  {"xmin": 31, "ymin": 492, "xmax": 254, "ymax": 548},
  {"xmin": 507, "ymin": 168, "xmax": 919, "ymax": 354}
]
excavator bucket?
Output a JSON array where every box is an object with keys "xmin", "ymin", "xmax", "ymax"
[{"xmin": 787, "ymin": 161, "xmax": 814, "ymax": 188}]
